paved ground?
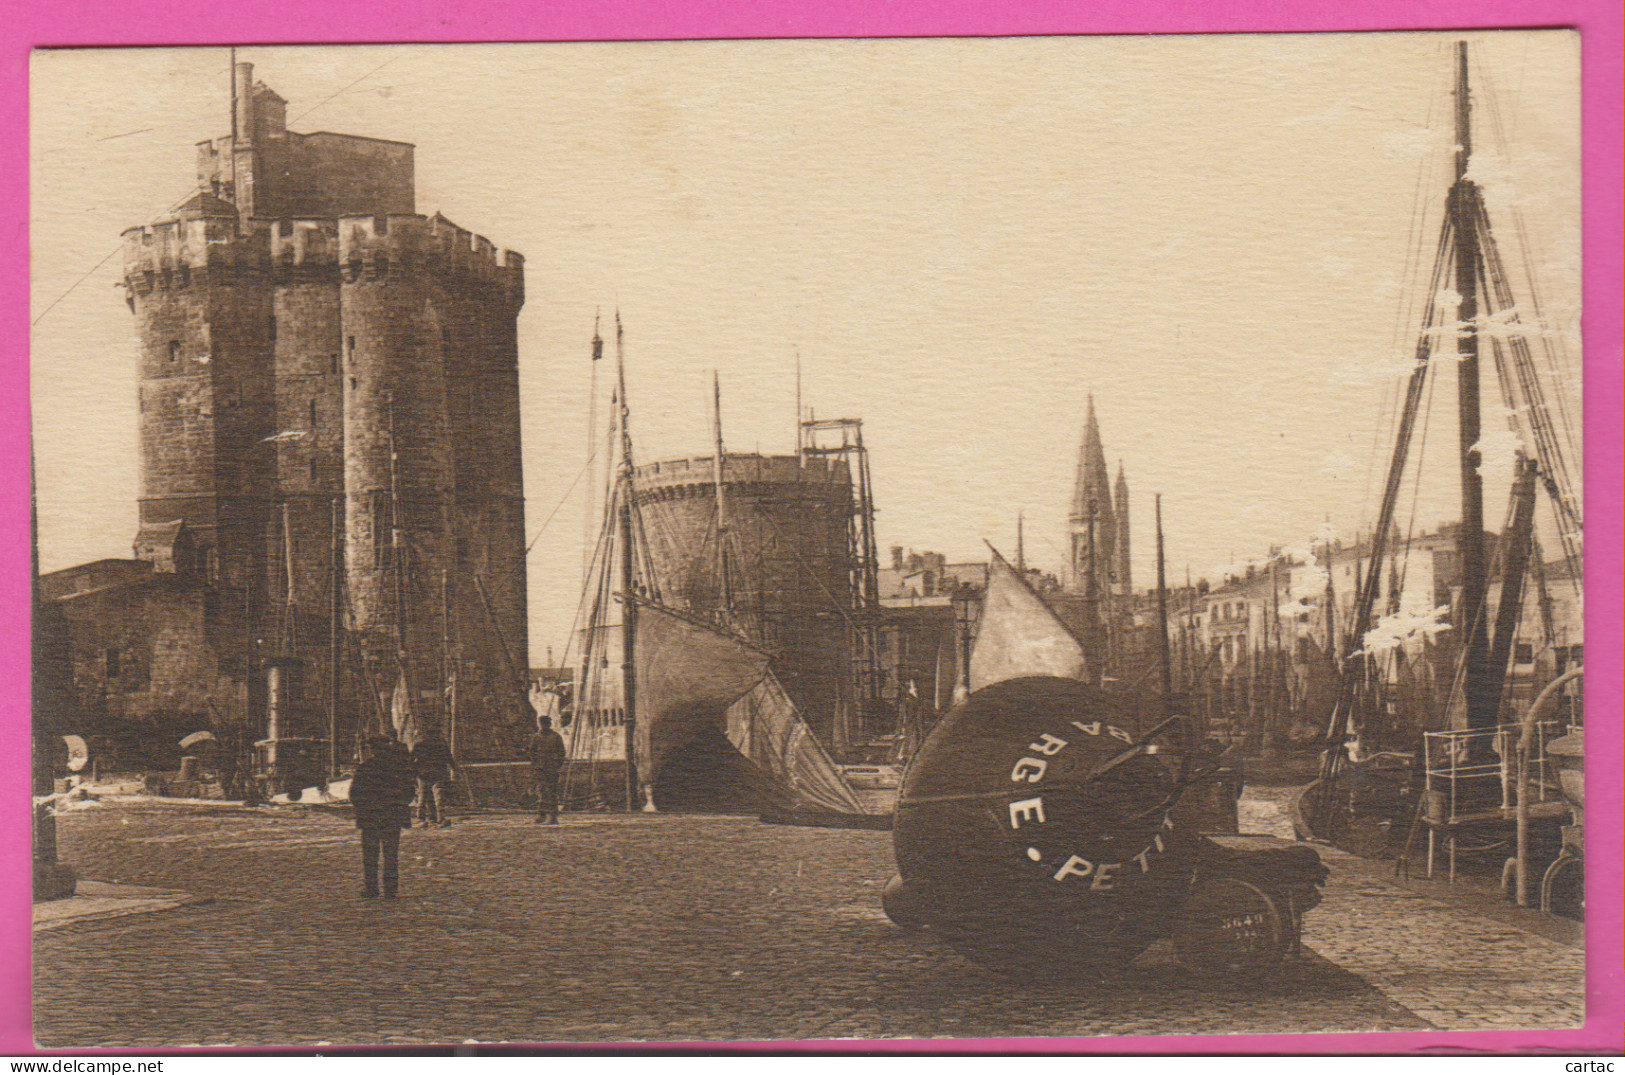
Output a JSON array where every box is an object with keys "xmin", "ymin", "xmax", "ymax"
[
  {"xmin": 1301, "ymin": 846, "xmax": 1584, "ymax": 1033},
  {"xmin": 32, "ymin": 800, "xmax": 1584, "ymax": 1049},
  {"xmin": 31, "ymin": 880, "xmax": 211, "ymax": 931}
]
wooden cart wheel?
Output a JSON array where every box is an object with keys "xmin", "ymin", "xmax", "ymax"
[
  {"xmin": 1541, "ymin": 851, "xmax": 1584, "ymax": 920},
  {"xmin": 1173, "ymin": 876, "xmax": 1289, "ymax": 978}
]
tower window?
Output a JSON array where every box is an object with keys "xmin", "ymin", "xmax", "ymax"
[
  {"xmin": 278, "ymin": 219, "xmax": 294, "ymax": 237},
  {"xmin": 309, "ymin": 399, "xmax": 317, "ymax": 427},
  {"xmin": 348, "ymin": 336, "xmax": 356, "ymax": 355},
  {"xmin": 309, "ymin": 458, "xmax": 318, "ymax": 484},
  {"xmin": 349, "ymin": 376, "xmax": 358, "ymax": 391},
  {"xmin": 104, "ymin": 648, "xmax": 121, "ymax": 680},
  {"xmin": 268, "ymin": 315, "xmax": 277, "ymax": 342},
  {"xmin": 168, "ymin": 340, "xmax": 181, "ymax": 363},
  {"xmin": 329, "ymin": 354, "xmax": 339, "ymax": 374}
]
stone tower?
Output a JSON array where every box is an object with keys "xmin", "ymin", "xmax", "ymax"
[
  {"xmin": 120, "ymin": 64, "xmax": 528, "ymax": 756},
  {"xmin": 631, "ymin": 454, "xmax": 857, "ymax": 752}
]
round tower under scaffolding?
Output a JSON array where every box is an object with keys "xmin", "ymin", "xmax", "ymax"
[{"xmin": 630, "ymin": 453, "xmax": 858, "ymax": 753}]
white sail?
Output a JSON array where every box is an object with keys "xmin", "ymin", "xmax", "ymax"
[
  {"xmin": 726, "ymin": 670, "xmax": 867, "ymax": 814},
  {"xmin": 969, "ymin": 553, "xmax": 1089, "ymax": 691},
  {"xmin": 389, "ymin": 671, "xmax": 420, "ymax": 748},
  {"xmin": 632, "ymin": 603, "xmax": 770, "ymax": 782}
]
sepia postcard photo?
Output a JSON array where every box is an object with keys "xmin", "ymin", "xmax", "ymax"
[{"xmin": 26, "ymin": 31, "xmax": 1596, "ymax": 1050}]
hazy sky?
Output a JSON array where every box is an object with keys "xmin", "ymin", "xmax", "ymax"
[{"xmin": 30, "ymin": 32, "xmax": 1582, "ymax": 654}]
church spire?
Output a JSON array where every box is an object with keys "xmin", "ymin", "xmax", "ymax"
[{"xmin": 1069, "ymin": 394, "xmax": 1117, "ymax": 592}]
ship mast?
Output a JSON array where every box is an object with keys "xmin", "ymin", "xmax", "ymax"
[
  {"xmin": 711, "ymin": 372, "xmax": 732, "ymax": 616},
  {"xmin": 328, "ymin": 496, "xmax": 342, "ymax": 776},
  {"xmin": 387, "ymin": 390, "xmax": 411, "ymax": 741},
  {"xmin": 576, "ymin": 318, "xmax": 606, "ymax": 752},
  {"xmin": 1314, "ymin": 41, "xmax": 1479, "ymax": 805},
  {"xmin": 1155, "ymin": 494, "xmax": 1173, "ymax": 714},
  {"xmin": 1449, "ymin": 41, "xmax": 1495, "ymax": 733},
  {"xmin": 615, "ymin": 313, "xmax": 640, "ymax": 810}
]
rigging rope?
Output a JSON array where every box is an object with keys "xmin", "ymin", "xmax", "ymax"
[
  {"xmin": 526, "ymin": 447, "xmax": 600, "ymax": 554},
  {"xmin": 1361, "ymin": 62, "xmax": 1446, "ymax": 530}
]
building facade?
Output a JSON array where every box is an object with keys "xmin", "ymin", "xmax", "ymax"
[{"xmin": 1170, "ymin": 526, "xmax": 1584, "ymax": 748}]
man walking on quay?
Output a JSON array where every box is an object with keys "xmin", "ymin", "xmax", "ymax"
[
  {"xmin": 411, "ymin": 722, "xmax": 457, "ymax": 828},
  {"xmin": 349, "ymin": 735, "xmax": 417, "ymax": 899},
  {"xmin": 528, "ymin": 717, "xmax": 566, "ymax": 825}
]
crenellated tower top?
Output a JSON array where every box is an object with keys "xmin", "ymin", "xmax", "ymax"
[{"xmin": 121, "ymin": 212, "xmax": 524, "ymax": 310}]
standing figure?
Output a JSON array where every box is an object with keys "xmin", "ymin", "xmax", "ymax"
[
  {"xmin": 553, "ymin": 682, "xmax": 575, "ymax": 728},
  {"xmin": 349, "ymin": 735, "xmax": 417, "ymax": 898},
  {"xmin": 527, "ymin": 718, "xmax": 567, "ymax": 824},
  {"xmin": 216, "ymin": 736, "xmax": 241, "ymax": 802},
  {"xmin": 411, "ymin": 723, "xmax": 458, "ymax": 828}
]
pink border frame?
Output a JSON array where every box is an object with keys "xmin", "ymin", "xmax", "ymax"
[{"xmin": 5, "ymin": 0, "xmax": 1620, "ymax": 1056}]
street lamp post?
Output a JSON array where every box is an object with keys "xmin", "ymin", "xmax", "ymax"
[{"xmin": 950, "ymin": 582, "xmax": 982, "ymax": 698}]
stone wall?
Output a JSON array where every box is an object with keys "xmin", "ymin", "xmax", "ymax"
[
  {"xmin": 52, "ymin": 577, "xmax": 248, "ymax": 734},
  {"xmin": 194, "ymin": 75, "xmax": 414, "ymax": 222}
]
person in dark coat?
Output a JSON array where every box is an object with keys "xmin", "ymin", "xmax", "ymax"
[
  {"xmin": 411, "ymin": 723, "xmax": 457, "ymax": 828},
  {"xmin": 349, "ymin": 735, "xmax": 417, "ymax": 898},
  {"xmin": 216, "ymin": 738, "xmax": 241, "ymax": 802},
  {"xmin": 527, "ymin": 717, "xmax": 567, "ymax": 824}
]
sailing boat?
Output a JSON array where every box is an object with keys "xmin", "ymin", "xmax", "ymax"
[
  {"xmin": 626, "ymin": 599, "xmax": 867, "ymax": 815},
  {"xmin": 967, "ymin": 548, "xmax": 1092, "ymax": 690},
  {"xmin": 566, "ymin": 318, "xmax": 870, "ymax": 817},
  {"xmin": 1304, "ymin": 42, "xmax": 1584, "ymax": 863}
]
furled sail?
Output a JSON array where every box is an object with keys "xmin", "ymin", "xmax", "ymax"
[
  {"xmin": 632, "ymin": 603, "xmax": 770, "ymax": 783},
  {"xmin": 969, "ymin": 552, "xmax": 1090, "ymax": 691},
  {"xmin": 389, "ymin": 671, "xmax": 420, "ymax": 748},
  {"xmin": 727, "ymin": 670, "xmax": 867, "ymax": 814}
]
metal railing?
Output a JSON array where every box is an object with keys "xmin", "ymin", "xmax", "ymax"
[{"xmin": 1421, "ymin": 721, "xmax": 1560, "ymax": 820}]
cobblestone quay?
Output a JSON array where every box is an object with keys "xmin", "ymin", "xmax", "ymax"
[{"xmin": 33, "ymin": 805, "xmax": 1574, "ymax": 1048}]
